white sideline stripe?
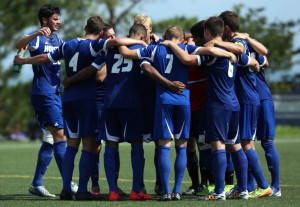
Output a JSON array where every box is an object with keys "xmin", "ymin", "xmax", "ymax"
[
  {"xmin": 0, "ymin": 174, "xmax": 298, "ymax": 187},
  {"xmin": 0, "ymin": 138, "xmax": 300, "ymax": 150}
]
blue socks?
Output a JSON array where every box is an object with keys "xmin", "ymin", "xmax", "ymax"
[
  {"xmin": 158, "ymin": 145, "xmax": 171, "ymax": 194},
  {"xmin": 115, "ymin": 151, "xmax": 120, "ymax": 186},
  {"xmin": 131, "ymin": 144, "xmax": 144, "ymax": 193},
  {"xmin": 248, "ymin": 171, "xmax": 256, "ymax": 192},
  {"xmin": 53, "ymin": 140, "xmax": 66, "ymax": 176},
  {"xmin": 154, "ymin": 148, "xmax": 161, "ymax": 186},
  {"xmin": 261, "ymin": 140, "xmax": 280, "ymax": 190},
  {"xmin": 211, "ymin": 149, "xmax": 227, "ymax": 194},
  {"xmin": 78, "ymin": 150, "xmax": 94, "ymax": 193},
  {"xmin": 245, "ymin": 148, "xmax": 268, "ymax": 189},
  {"xmin": 173, "ymin": 146, "xmax": 187, "ymax": 193},
  {"xmin": 104, "ymin": 145, "xmax": 118, "ymax": 192},
  {"xmin": 231, "ymin": 149, "xmax": 248, "ymax": 192},
  {"xmin": 32, "ymin": 141, "xmax": 53, "ymax": 187},
  {"xmin": 62, "ymin": 146, "xmax": 78, "ymax": 192},
  {"xmin": 90, "ymin": 152, "xmax": 100, "ymax": 188}
]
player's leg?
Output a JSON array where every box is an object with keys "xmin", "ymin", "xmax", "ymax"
[
  {"xmin": 226, "ymin": 110, "xmax": 248, "ymax": 200},
  {"xmin": 257, "ymin": 99, "xmax": 280, "ymax": 196}
]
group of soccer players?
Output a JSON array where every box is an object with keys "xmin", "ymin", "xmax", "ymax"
[{"xmin": 13, "ymin": 3, "xmax": 281, "ymax": 202}]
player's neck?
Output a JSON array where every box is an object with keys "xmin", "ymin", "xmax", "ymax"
[{"xmin": 82, "ymin": 34, "xmax": 100, "ymax": 40}]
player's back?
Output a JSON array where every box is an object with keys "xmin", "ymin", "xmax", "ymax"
[
  {"xmin": 51, "ymin": 38, "xmax": 105, "ymax": 102},
  {"xmin": 104, "ymin": 44, "xmax": 143, "ymax": 109},
  {"xmin": 255, "ymin": 55, "xmax": 273, "ymax": 101},
  {"xmin": 204, "ymin": 53, "xmax": 239, "ymax": 111},
  {"xmin": 232, "ymin": 38, "xmax": 260, "ymax": 105}
]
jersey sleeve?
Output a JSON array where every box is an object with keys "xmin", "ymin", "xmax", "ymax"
[
  {"xmin": 48, "ymin": 42, "xmax": 64, "ymax": 63},
  {"xmin": 91, "ymin": 51, "xmax": 106, "ymax": 70},
  {"xmin": 256, "ymin": 54, "xmax": 266, "ymax": 67},
  {"xmin": 90, "ymin": 39, "xmax": 108, "ymax": 57},
  {"xmin": 137, "ymin": 45, "xmax": 156, "ymax": 62},
  {"xmin": 237, "ymin": 54, "xmax": 251, "ymax": 67},
  {"xmin": 197, "ymin": 55, "xmax": 212, "ymax": 66},
  {"xmin": 185, "ymin": 44, "xmax": 200, "ymax": 54}
]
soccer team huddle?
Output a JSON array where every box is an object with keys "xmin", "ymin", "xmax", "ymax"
[{"xmin": 13, "ymin": 3, "xmax": 281, "ymax": 201}]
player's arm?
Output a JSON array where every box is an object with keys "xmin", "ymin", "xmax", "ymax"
[
  {"xmin": 141, "ymin": 62, "xmax": 185, "ymax": 93},
  {"xmin": 13, "ymin": 54, "xmax": 50, "ymax": 65},
  {"xmin": 63, "ymin": 65, "xmax": 98, "ymax": 88},
  {"xmin": 15, "ymin": 27, "xmax": 51, "ymax": 49},
  {"xmin": 235, "ymin": 32, "xmax": 268, "ymax": 55},
  {"xmin": 204, "ymin": 39, "xmax": 245, "ymax": 54},
  {"xmin": 196, "ymin": 46, "xmax": 237, "ymax": 63},
  {"xmin": 106, "ymin": 37, "xmax": 147, "ymax": 49},
  {"xmin": 238, "ymin": 54, "xmax": 260, "ymax": 73},
  {"xmin": 118, "ymin": 46, "xmax": 139, "ymax": 59},
  {"xmin": 96, "ymin": 65, "xmax": 107, "ymax": 83}
]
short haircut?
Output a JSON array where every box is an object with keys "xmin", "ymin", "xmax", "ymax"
[
  {"xmin": 38, "ymin": 4, "xmax": 61, "ymax": 25},
  {"xmin": 204, "ymin": 16, "xmax": 224, "ymax": 37},
  {"xmin": 190, "ymin": 20, "xmax": 206, "ymax": 38},
  {"xmin": 164, "ymin": 25, "xmax": 185, "ymax": 40},
  {"xmin": 134, "ymin": 14, "xmax": 152, "ymax": 27},
  {"xmin": 219, "ymin": 10, "xmax": 240, "ymax": 32},
  {"xmin": 103, "ymin": 23, "xmax": 114, "ymax": 33},
  {"xmin": 128, "ymin": 24, "xmax": 147, "ymax": 37},
  {"xmin": 85, "ymin": 16, "xmax": 105, "ymax": 35}
]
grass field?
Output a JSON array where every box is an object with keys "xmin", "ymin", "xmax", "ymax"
[{"xmin": 0, "ymin": 126, "xmax": 300, "ymax": 207}]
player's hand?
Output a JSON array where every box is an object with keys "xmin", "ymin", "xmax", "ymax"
[
  {"xmin": 229, "ymin": 52, "xmax": 237, "ymax": 63},
  {"xmin": 167, "ymin": 81, "xmax": 185, "ymax": 93},
  {"xmin": 160, "ymin": 40, "xmax": 172, "ymax": 47},
  {"xmin": 13, "ymin": 55, "xmax": 25, "ymax": 65},
  {"xmin": 150, "ymin": 33, "xmax": 160, "ymax": 42},
  {"xmin": 37, "ymin": 27, "xmax": 51, "ymax": 36}
]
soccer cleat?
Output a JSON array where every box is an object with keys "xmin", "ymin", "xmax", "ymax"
[
  {"xmin": 225, "ymin": 185, "xmax": 248, "ymax": 200},
  {"xmin": 171, "ymin": 192, "xmax": 181, "ymax": 200},
  {"xmin": 109, "ymin": 191, "xmax": 120, "ymax": 201},
  {"xmin": 129, "ymin": 191, "xmax": 152, "ymax": 200},
  {"xmin": 91, "ymin": 186, "xmax": 100, "ymax": 195},
  {"xmin": 158, "ymin": 193, "xmax": 171, "ymax": 201},
  {"xmin": 60, "ymin": 189, "xmax": 75, "ymax": 200},
  {"xmin": 154, "ymin": 184, "xmax": 163, "ymax": 195},
  {"xmin": 248, "ymin": 187, "xmax": 272, "ymax": 198},
  {"xmin": 75, "ymin": 191, "xmax": 103, "ymax": 201},
  {"xmin": 199, "ymin": 184, "xmax": 214, "ymax": 196},
  {"xmin": 182, "ymin": 186, "xmax": 196, "ymax": 195},
  {"xmin": 116, "ymin": 186, "xmax": 126, "ymax": 195},
  {"xmin": 71, "ymin": 182, "xmax": 78, "ymax": 194},
  {"xmin": 29, "ymin": 185, "xmax": 56, "ymax": 197},
  {"xmin": 269, "ymin": 186, "xmax": 281, "ymax": 197},
  {"xmin": 224, "ymin": 184, "xmax": 235, "ymax": 193},
  {"xmin": 199, "ymin": 191, "xmax": 226, "ymax": 201}
]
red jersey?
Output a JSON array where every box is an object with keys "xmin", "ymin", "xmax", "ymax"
[{"xmin": 188, "ymin": 65, "xmax": 207, "ymax": 111}]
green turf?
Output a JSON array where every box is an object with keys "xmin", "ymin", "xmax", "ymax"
[{"xmin": 0, "ymin": 134, "xmax": 300, "ymax": 207}]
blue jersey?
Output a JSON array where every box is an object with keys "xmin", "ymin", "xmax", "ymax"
[
  {"xmin": 26, "ymin": 32, "xmax": 64, "ymax": 95},
  {"xmin": 256, "ymin": 55, "xmax": 273, "ymax": 100},
  {"xmin": 96, "ymin": 44, "xmax": 143, "ymax": 109},
  {"xmin": 199, "ymin": 48, "xmax": 250, "ymax": 111},
  {"xmin": 137, "ymin": 44, "xmax": 199, "ymax": 105},
  {"xmin": 232, "ymin": 38, "xmax": 260, "ymax": 105},
  {"xmin": 49, "ymin": 38, "xmax": 108, "ymax": 102}
]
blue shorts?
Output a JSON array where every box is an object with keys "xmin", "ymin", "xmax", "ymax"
[
  {"xmin": 256, "ymin": 99, "xmax": 275, "ymax": 140},
  {"xmin": 153, "ymin": 104, "xmax": 190, "ymax": 140},
  {"xmin": 142, "ymin": 102, "xmax": 155, "ymax": 142},
  {"xmin": 205, "ymin": 108, "xmax": 240, "ymax": 144},
  {"xmin": 31, "ymin": 93, "xmax": 63, "ymax": 129},
  {"xmin": 99, "ymin": 108, "xmax": 143, "ymax": 143},
  {"xmin": 63, "ymin": 100, "xmax": 98, "ymax": 138},
  {"xmin": 239, "ymin": 103, "xmax": 260, "ymax": 140}
]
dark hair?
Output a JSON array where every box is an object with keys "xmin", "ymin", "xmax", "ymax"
[
  {"xmin": 219, "ymin": 10, "xmax": 240, "ymax": 32},
  {"xmin": 85, "ymin": 16, "xmax": 105, "ymax": 35},
  {"xmin": 103, "ymin": 23, "xmax": 113, "ymax": 33},
  {"xmin": 190, "ymin": 20, "xmax": 206, "ymax": 38},
  {"xmin": 38, "ymin": 4, "xmax": 61, "ymax": 26},
  {"xmin": 204, "ymin": 16, "xmax": 224, "ymax": 37},
  {"xmin": 128, "ymin": 24, "xmax": 147, "ymax": 37}
]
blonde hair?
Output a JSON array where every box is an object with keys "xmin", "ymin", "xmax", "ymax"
[
  {"xmin": 134, "ymin": 14, "xmax": 152, "ymax": 30},
  {"xmin": 164, "ymin": 25, "xmax": 185, "ymax": 40}
]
